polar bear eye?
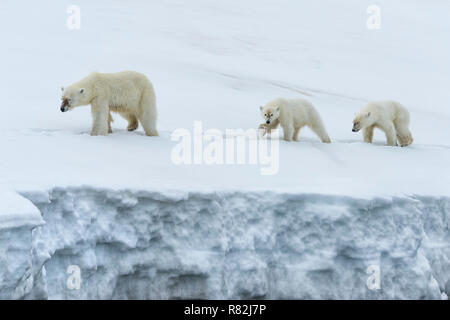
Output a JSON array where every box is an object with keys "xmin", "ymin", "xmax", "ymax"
[
  {"xmin": 264, "ymin": 113, "xmax": 267, "ymax": 116},
  {"xmin": 270, "ymin": 114, "xmax": 273, "ymax": 117}
]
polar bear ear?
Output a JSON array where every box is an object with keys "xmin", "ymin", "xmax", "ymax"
[
  {"xmin": 79, "ymin": 88, "xmax": 84, "ymax": 94},
  {"xmin": 61, "ymin": 86, "xmax": 64, "ymax": 92},
  {"xmin": 276, "ymin": 106, "xmax": 280, "ymax": 111},
  {"xmin": 366, "ymin": 112, "xmax": 371, "ymax": 117},
  {"xmin": 259, "ymin": 106, "xmax": 263, "ymax": 111}
]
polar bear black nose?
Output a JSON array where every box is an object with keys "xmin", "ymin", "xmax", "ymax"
[
  {"xmin": 352, "ymin": 128, "xmax": 357, "ymax": 132},
  {"xmin": 266, "ymin": 120, "xmax": 270, "ymax": 124},
  {"xmin": 61, "ymin": 98, "xmax": 69, "ymax": 112}
]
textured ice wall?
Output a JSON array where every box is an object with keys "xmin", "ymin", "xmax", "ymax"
[
  {"xmin": 6, "ymin": 188, "xmax": 446, "ymax": 300},
  {"xmin": 0, "ymin": 191, "xmax": 45, "ymax": 299},
  {"xmin": 1, "ymin": 188, "xmax": 449, "ymax": 299}
]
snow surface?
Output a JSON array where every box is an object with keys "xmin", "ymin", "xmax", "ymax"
[
  {"xmin": 0, "ymin": 188, "xmax": 43, "ymax": 230},
  {"xmin": 0, "ymin": 0, "xmax": 449, "ymax": 197},
  {"xmin": 0, "ymin": 0, "xmax": 449, "ymax": 299}
]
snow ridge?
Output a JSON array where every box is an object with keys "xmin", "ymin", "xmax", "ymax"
[{"xmin": 2, "ymin": 187, "xmax": 448, "ymax": 299}]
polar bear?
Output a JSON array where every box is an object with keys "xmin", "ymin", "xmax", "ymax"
[
  {"xmin": 352, "ymin": 100, "xmax": 413, "ymax": 147},
  {"xmin": 258, "ymin": 97, "xmax": 331, "ymax": 143},
  {"xmin": 60, "ymin": 71, "xmax": 158, "ymax": 136}
]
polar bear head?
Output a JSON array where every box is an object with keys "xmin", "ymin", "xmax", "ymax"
[
  {"xmin": 60, "ymin": 85, "xmax": 90, "ymax": 112},
  {"xmin": 260, "ymin": 105, "xmax": 280, "ymax": 125},
  {"xmin": 352, "ymin": 111, "xmax": 372, "ymax": 132}
]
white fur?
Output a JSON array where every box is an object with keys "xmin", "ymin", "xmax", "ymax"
[
  {"xmin": 352, "ymin": 100, "xmax": 413, "ymax": 147},
  {"xmin": 259, "ymin": 98, "xmax": 331, "ymax": 143},
  {"xmin": 61, "ymin": 71, "xmax": 158, "ymax": 136}
]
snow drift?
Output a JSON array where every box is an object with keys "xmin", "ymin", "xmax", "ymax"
[{"xmin": 1, "ymin": 187, "xmax": 448, "ymax": 299}]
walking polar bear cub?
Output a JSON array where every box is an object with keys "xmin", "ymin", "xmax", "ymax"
[
  {"xmin": 352, "ymin": 100, "xmax": 413, "ymax": 147},
  {"xmin": 259, "ymin": 98, "xmax": 331, "ymax": 143},
  {"xmin": 61, "ymin": 71, "xmax": 158, "ymax": 136}
]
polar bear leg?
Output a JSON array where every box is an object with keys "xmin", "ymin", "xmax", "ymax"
[
  {"xmin": 283, "ymin": 123, "xmax": 294, "ymax": 141},
  {"xmin": 138, "ymin": 89, "xmax": 158, "ymax": 136},
  {"xmin": 140, "ymin": 110, "xmax": 158, "ymax": 136},
  {"xmin": 293, "ymin": 127, "xmax": 301, "ymax": 141},
  {"xmin": 395, "ymin": 123, "xmax": 413, "ymax": 147},
  {"xmin": 90, "ymin": 102, "xmax": 109, "ymax": 136},
  {"xmin": 108, "ymin": 113, "xmax": 114, "ymax": 134},
  {"xmin": 381, "ymin": 123, "xmax": 397, "ymax": 146},
  {"xmin": 363, "ymin": 126, "xmax": 374, "ymax": 143},
  {"xmin": 309, "ymin": 123, "xmax": 331, "ymax": 143},
  {"xmin": 127, "ymin": 115, "xmax": 139, "ymax": 132},
  {"xmin": 258, "ymin": 123, "xmax": 268, "ymax": 137},
  {"xmin": 120, "ymin": 112, "xmax": 139, "ymax": 131}
]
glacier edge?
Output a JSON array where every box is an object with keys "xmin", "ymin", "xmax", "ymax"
[{"xmin": 1, "ymin": 187, "xmax": 449, "ymax": 299}]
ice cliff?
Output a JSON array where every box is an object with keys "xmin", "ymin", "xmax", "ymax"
[{"xmin": 0, "ymin": 187, "xmax": 449, "ymax": 299}]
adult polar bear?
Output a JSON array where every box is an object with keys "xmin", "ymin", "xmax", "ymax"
[
  {"xmin": 259, "ymin": 98, "xmax": 331, "ymax": 143},
  {"xmin": 352, "ymin": 100, "xmax": 413, "ymax": 147},
  {"xmin": 61, "ymin": 71, "xmax": 158, "ymax": 136}
]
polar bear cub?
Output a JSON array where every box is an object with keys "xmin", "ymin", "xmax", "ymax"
[
  {"xmin": 259, "ymin": 98, "xmax": 331, "ymax": 143},
  {"xmin": 61, "ymin": 71, "xmax": 158, "ymax": 136},
  {"xmin": 352, "ymin": 100, "xmax": 413, "ymax": 147}
]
